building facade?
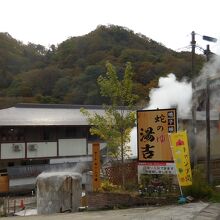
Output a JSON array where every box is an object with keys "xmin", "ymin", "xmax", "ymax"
[{"xmin": 0, "ymin": 103, "xmax": 107, "ymax": 193}]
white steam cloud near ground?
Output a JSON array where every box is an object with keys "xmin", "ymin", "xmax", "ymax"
[{"xmin": 130, "ymin": 73, "xmax": 192, "ymax": 157}]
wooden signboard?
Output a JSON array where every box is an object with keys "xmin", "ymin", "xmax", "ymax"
[
  {"xmin": 137, "ymin": 108, "xmax": 177, "ymax": 162},
  {"xmin": 92, "ymin": 143, "xmax": 101, "ymax": 191}
]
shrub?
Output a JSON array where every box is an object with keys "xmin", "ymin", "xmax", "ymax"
[
  {"xmin": 139, "ymin": 174, "xmax": 151, "ymax": 189},
  {"xmin": 183, "ymin": 165, "xmax": 213, "ymax": 199},
  {"xmin": 124, "ymin": 180, "xmax": 138, "ymax": 191},
  {"xmin": 98, "ymin": 179, "xmax": 122, "ymax": 192}
]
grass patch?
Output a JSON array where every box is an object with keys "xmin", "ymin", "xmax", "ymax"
[
  {"xmin": 183, "ymin": 165, "xmax": 220, "ymax": 201},
  {"xmin": 209, "ymin": 190, "xmax": 220, "ymax": 202}
]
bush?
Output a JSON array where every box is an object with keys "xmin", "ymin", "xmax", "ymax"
[
  {"xmin": 139, "ymin": 174, "xmax": 151, "ymax": 189},
  {"xmin": 183, "ymin": 165, "xmax": 213, "ymax": 199},
  {"xmin": 98, "ymin": 179, "xmax": 122, "ymax": 192},
  {"xmin": 160, "ymin": 174, "xmax": 173, "ymax": 191},
  {"xmin": 124, "ymin": 180, "xmax": 138, "ymax": 191}
]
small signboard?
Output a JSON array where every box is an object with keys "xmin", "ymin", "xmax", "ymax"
[
  {"xmin": 92, "ymin": 143, "xmax": 101, "ymax": 191},
  {"xmin": 138, "ymin": 162, "xmax": 176, "ymax": 175},
  {"xmin": 137, "ymin": 108, "xmax": 177, "ymax": 162}
]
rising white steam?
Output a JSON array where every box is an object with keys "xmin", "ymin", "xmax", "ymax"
[
  {"xmin": 195, "ymin": 55, "xmax": 220, "ymax": 88},
  {"xmin": 147, "ymin": 73, "xmax": 192, "ymax": 116},
  {"xmin": 195, "ymin": 54, "xmax": 220, "ymax": 109},
  {"xmin": 130, "ymin": 73, "xmax": 192, "ymax": 157}
]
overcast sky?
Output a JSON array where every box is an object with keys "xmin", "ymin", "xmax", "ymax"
[{"xmin": 1, "ymin": 0, "xmax": 220, "ymax": 54}]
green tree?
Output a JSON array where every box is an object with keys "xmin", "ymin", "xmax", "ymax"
[
  {"xmin": 52, "ymin": 76, "xmax": 72, "ymax": 99},
  {"xmin": 81, "ymin": 62, "xmax": 138, "ymax": 187}
]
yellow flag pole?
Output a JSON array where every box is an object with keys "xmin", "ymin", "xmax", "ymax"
[{"xmin": 168, "ymin": 133, "xmax": 183, "ymax": 197}]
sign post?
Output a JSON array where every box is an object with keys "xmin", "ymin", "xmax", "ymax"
[{"xmin": 92, "ymin": 143, "xmax": 101, "ymax": 191}]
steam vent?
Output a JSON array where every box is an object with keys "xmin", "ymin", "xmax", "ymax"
[{"xmin": 36, "ymin": 171, "xmax": 82, "ymax": 215}]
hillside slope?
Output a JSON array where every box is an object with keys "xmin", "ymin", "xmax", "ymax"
[{"xmin": 0, "ymin": 25, "xmax": 205, "ymax": 108}]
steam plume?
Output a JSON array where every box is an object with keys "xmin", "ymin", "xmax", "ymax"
[
  {"xmin": 130, "ymin": 73, "xmax": 192, "ymax": 156},
  {"xmin": 147, "ymin": 73, "xmax": 192, "ymax": 116},
  {"xmin": 195, "ymin": 54, "xmax": 220, "ymax": 110}
]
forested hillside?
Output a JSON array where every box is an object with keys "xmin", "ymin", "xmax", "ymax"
[{"xmin": 0, "ymin": 25, "xmax": 205, "ymax": 108}]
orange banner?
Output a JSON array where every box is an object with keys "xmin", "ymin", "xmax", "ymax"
[
  {"xmin": 169, "ymin": 131, "xmax": 192, "ymax": 186},
  {"xmin": 137, "ymin": 108, "xmax": 177, "ymax": 162},
  {"xmin": 92, "ymin": 143, "xmax": 101, "ymax": 191}
]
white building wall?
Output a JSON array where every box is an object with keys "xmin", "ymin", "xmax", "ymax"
[
  {"xmin": 1, "ymin": 143, "xmax": 25, "ymax": 159},
  {"xmin": 1, "ymin": 140, "xmax": 107, "ymax": 160},
  {"xmin": 58, "ymin": 139, "xmax": 87, "ymax": 156},
  {"xmin": 27, "ymin": 142, "xmax": 57, "ymax": 158}
]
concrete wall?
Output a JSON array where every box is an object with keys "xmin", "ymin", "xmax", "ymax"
[{"xmin": 37, "ymin": 172, "xmax": 82, "ymax": 215}]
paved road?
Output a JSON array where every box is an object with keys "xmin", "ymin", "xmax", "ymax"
[{"xmin": 2, "ymin": 202, "xmax": 220, "ymax": 220}]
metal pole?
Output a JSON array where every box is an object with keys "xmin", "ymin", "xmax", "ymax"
[
  {"xmin": 191, "ymin": 31, "xmax": 196, "ymax": 77},
  {"xmin": 204, "ymin": 44, "xmax": 211, "ymax": 61},
  {"xmin": 206, "ymin": 78, "xmax": 211, "ymax": 184},
  {"xmin": 121, "ymin": 132, "xmax": 125, "ymax": 188},
  {"xmin": 191, "ymin": 31, "xmax": 197, "ymax": 167}
]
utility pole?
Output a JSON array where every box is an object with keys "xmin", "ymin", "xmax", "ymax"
[
  {"xmin": 191, "ymin": 31, "xmax": 196, "ymax": 76},
  {"xmin": 206, "ymin": 78, "xmax": 211, "ymax": 184},
  {"xmin": 202, "ymin": 36, "xmax": 217, "ymax": 184},
  {"xmin": 190, "ymin": 31, "xmax": 217, "ymax": 183},
  {"xmin": 191, "ymin": 31, "xmax": 197, "ymax": 167}
]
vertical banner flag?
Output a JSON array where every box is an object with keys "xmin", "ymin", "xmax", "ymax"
[
  {"xmin": 137, "ymin": 108, "xmax": 177, "ymax": 162},
  {"xmin": 170, "ymin": 131, "xmax": 192, "ymax": 186},
  {"xmin": 92, "ymin": 143, "xmax": 101, "ymax": 191}
]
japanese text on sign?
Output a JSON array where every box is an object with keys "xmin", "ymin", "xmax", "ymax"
[
  {"xmin": 138, "ymin": 162, "xmax": 176, "ymax": 175},
  {"xmin": 169, "ymin": 131, "xmax": 192, "ymax": 186},
  {"xmin": 137, "ymin": 109, "xmax": 177, "ymax": 162},
  {"xmin": 92, "ymin": 143, "xmax": 101, "ymax": 191}
]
